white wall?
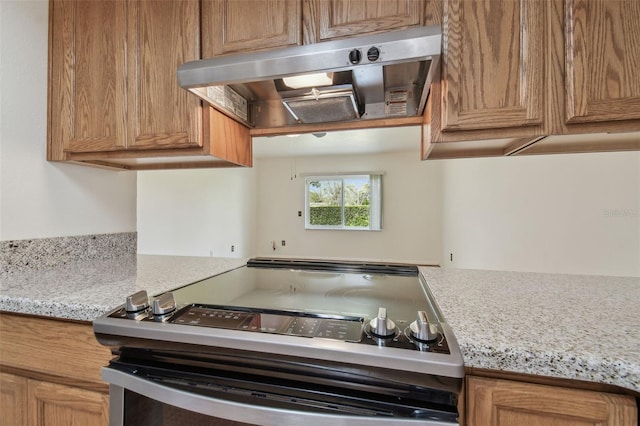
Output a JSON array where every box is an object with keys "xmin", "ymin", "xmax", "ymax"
[
  {"xmin": 254, "ymin": 152, "xmax": 443, "ymax": 264},
  {"xmin": 136, "ymin": 168, "xmax": 257, "ymax": 258},
  {"xmin": 0, "ymin": 0, "xmax": 136, "ymax": 241},
  {"xmin": 441, "ymin": 151, "xmax": 640, "ymax": 277}
]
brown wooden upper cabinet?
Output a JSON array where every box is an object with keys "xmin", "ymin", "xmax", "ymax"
[
  {"xmin": 423, "ymin": 0, "xmax": 640, "ymax": 160},
  {"xmin": 201, "ymin": 0, "xmax": 427, "ymax": 57},
  {"xmin": 48, "ymin": 0, "xmax": 251, "ymax": 170},
  {"xmin": 560, "ymin": 0, "xmax": 640, "ymax": 126},
  {"xmin": 306, "ymin": 0, "xmax": 425, "ymax": 43},
  {"xmin": 202, "ymin": 0, "xmax": 302, "ymax": 57},
  {"xmin": 440, "ymin": 0, "xmax": 545, "ymax": 134}
]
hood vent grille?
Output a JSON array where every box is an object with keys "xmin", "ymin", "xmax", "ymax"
[
  {"xmin": 283, "ymin": 89, "xmax": 360, "ymax": 123},
  {"xmin": 276, "ymin": 71, "xmax": 362, "ymax": 123}
]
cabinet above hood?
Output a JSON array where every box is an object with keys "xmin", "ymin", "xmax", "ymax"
[{"xmin": 178, "ymin": 27, "xmax": 441, "ymax": 130}]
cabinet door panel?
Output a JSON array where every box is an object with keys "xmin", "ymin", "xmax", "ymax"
[
  {"xmin": 28, "ymin": 380, "xmax": 108, "ymax": 426},
  {"xmin": 441, "ymin": 0, "xmax": 545, "ymax": 131},
  {"xmin": 127, "ymin": 0, "xmax": 202, "ymax": 150},
  {"xmin": 203, "ymin": 0, "xmax": 301, "ymax": 56},
  {"xmin": 49, "ymin": 0, "xmax": 127, "ymax": 156},
  {"xmin": 0, "ymin": 373, "xmax": 27, "ymax": 426},
  {"xmin": 317, "ymin": 0, "xmax": 423, "ymax": 41},
  {"xmin": 565, "ymin": 0, "xmax": 640, "ymax": 123},
  {"xmin": 467, "ymin": 377, "xmax": 637, "ymax": 426}
]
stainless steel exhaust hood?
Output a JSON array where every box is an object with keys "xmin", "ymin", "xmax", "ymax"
[{"xmin": 177, "ymin": 26, "xmax": 441, "ymax": 129}]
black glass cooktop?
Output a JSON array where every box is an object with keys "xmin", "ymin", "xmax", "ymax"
[{"xmin": 169, "ymin": 258, "xmax": 438, "ymax": 326}]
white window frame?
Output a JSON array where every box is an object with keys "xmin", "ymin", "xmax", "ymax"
[{"xmin": 304, "ymin": 174, "xmax": 382, "ymax": 231}]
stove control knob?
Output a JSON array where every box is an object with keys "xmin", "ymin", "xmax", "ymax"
[
  {"xmin": 125, "ymin": 290, "xmax": 149, "ymax": 313},
  {"xmin": 369, "ymin": 307, "xmax": 396, "ymax": 337},
  {"xmin": 410, "ymin": 311, "xmax": 438, "ymax": 342},
  {"xmin": 348, "ymin": 48, "xmax": 362, "ymax": 64},
  {"xmin": 152, "ymin": 292, "xmax": 176, "ymax": 316}
]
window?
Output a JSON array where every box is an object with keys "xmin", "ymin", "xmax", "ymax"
[{"xmin": 305, "ymin": 174, "xmax": 382, "ymax": 230}]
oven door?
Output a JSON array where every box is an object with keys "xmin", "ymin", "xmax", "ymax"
[
  {"xmin": 106, "ymin": 369, "xmax": 458, "ymax": 426},
  {"xmin": 102, "ymin": 349, "xmax": 460, "ymax": 426}
]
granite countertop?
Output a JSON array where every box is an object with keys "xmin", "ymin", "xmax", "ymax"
[
  {"xmin": 419, "ymin": 267, "xmax": 640, "ymax": 393},
  {"xmin": 0, "ymin": 255, "xmax": 247, "ymax": 321},
  {"xmin": 1, "ymin": 256, "xmax": 638, "ymax": 393}
]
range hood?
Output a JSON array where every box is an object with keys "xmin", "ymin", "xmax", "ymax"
[{"xmin": 177, "ymin": 26, "xmax": 441, "ymax": 129}]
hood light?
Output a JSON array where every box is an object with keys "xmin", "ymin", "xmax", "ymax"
[{"xmin": 282, "ymin": 72, "xmax": 333, "ymax": 89}]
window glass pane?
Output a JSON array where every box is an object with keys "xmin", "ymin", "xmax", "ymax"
[
  {"xmin": 308, "ymin": 179, "xmax": 342, "ymax": 226},
  {"xmin": 305, "ymin": 174, "xmax": 382, "ymax": 231},
  {"xmin": 344, "ymin": 177, "xmax": 370, "ymax": 228}
]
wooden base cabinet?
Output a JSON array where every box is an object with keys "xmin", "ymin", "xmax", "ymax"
[
  {"xmin": 0, "ymin": 373, "xmax": 108, "ymax": 426},
  {"xmin": 28, "ymin": 380, "xmax": 108, "ymax": 426},
  {"xmin": 0, "ymin": 314, "xmax": 112, "ymax": 426},
  {"xmin": 1, "ymin": 372, "xmax": 27, "ymax": 426},
  {"xmin": 466, "ymin": 376, "xmax": 638, "ymax": 426}
]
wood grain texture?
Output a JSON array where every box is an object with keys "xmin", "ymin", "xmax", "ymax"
[
  {"xmin": 467, "ymin": 376, "xmax": 637, "ymax": 426},
  {"xmin": 515, "ymin": 134, "xmax": 640, "ymax": 156},
  {"xmin": 203, "ymin": 0, "xmax": 302, "ymax": 56},
  {"xmin": 423, "ymin": 60, "xmax": 545, "ymax": 157},
  {"xmin": 28, "ymin": 380, "xmax": 108, "ymax": 426},
  {"xmin": 546, "ymin": 0, "xmax": 640, "ymax": 134},
  {"xmin": 313, "ymin": 0, "xmax": 423, "ymax": 42},
  {"xmin": 250, "ymin": 115, "xmax": 423, "ymax": 136},
  {"xmin": 467, "ymin": 366, "xmax": 640, "ymax": 398},
  {"xmin": 0, "ymin": 373, "xmax": 27, "ymax": 426},
  {"xmin": 48, "ymin": 0, "xmax": 127, "ymax": 159},
  {"xmin": 302, "ymin": 0, "xmax": 320, "ymax": 44},
  {"xmin": 49, "ymin": 0, "xmax": 205, "ymax": 161},
  {"xmin": 0, "ymin": 314, "xmax": 112, "ymax": 386},
  {"xmin": 207, "ymin": 107, "xmax": 253, "ymax": 166},
  {"xmin": 128, "ymin": 0, "xmax": 203, "ymax": 150},
  {"xmin": 424, "ymin": 0, "xmax": 443, "ymax": 26},
  {"xmin": 564, "ymin": 0, "xmax": 640, "ymax": 123},
  {"xmin": 442, "ymin": 0, "xmax": 545, "ymax": 131},
  {"xmin": 425, "ymin": 0, "xmax": 640, "ymax": 157}
]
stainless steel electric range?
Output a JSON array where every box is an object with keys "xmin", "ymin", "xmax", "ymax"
[{"xmin": 93, "ymin": 258, "xmax": 464, "ymax": 426}]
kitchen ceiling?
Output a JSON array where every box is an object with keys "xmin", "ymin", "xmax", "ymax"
[{"xmin": 252, "ymin": 126, "xmax": 420, "ymax": 158}]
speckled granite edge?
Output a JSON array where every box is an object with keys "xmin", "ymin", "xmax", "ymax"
[
  {"xmin": 418, "ymin": 267, "xmax": 640, "ymax": 393},
  {"xmin": 0, "ymin": 295, "xmax": 107, "ymax": 322},
  {"xmin": 459, "ymin": 342, "xmax": 639, "ymax": 392},
  {"xmin": 0, "ymin": 255, "xmax": 249, "ymax": 322},
  {"xmin": 0, "ymin": 232, "xmax": 137, "ymax": 273}
]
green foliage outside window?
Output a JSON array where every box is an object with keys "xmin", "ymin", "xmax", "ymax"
[
  {"xmin": 309, "ymin": 206, "xmax": 370, "ymax": 227},
  {"xmin": 306, "ymin": 174, "xmax": 381, "ymax": 230}
]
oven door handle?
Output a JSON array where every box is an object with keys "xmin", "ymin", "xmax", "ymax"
[{"xmin": 103, "ymin": 368, "xmax": 456, "ymax": 426}]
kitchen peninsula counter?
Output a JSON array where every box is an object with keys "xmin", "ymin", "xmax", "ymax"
[
  {"xmin": 0, "ymin": 255, "xmax": 247, "ymax": 321},
  {"xmin": 419, "ymin": 267, "xmax": 640, "ymax": 394}
]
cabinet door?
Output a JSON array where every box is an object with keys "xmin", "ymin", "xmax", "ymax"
[
  {"xmin": 1, "ymin": 373, "xmax": 27, "ymax": 426},
  {"xmin": 309, "ymin": 0, "xmax": 423, "ymax": 43},
  {"xmin": 49, "ymin": 0, "xmax": 203, "ymax": 159},
  {"xmin": 202, "ymin": 0, "xmax": 301, "ymax": 57},
  {"xmin": 440, "ymin": 0, "xmax": 545, "ymax": 132},
  {"xmin": 27, "ymin": 380, "xmax": 108, "ymax": 426},
  {"xmin": 126, "ymin": 0, "xmax": 203, "ymax": 150},
  {"xmin": 48, "ymin": 0, "xmax": 128, "ymax": 158},
  {"xmin": 564, "ymin": 0, "xmax": 640, "ymax": 124},
  {"xmin": 467, "ymin": 376, "xmax": 637, "ymax": 426}
]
